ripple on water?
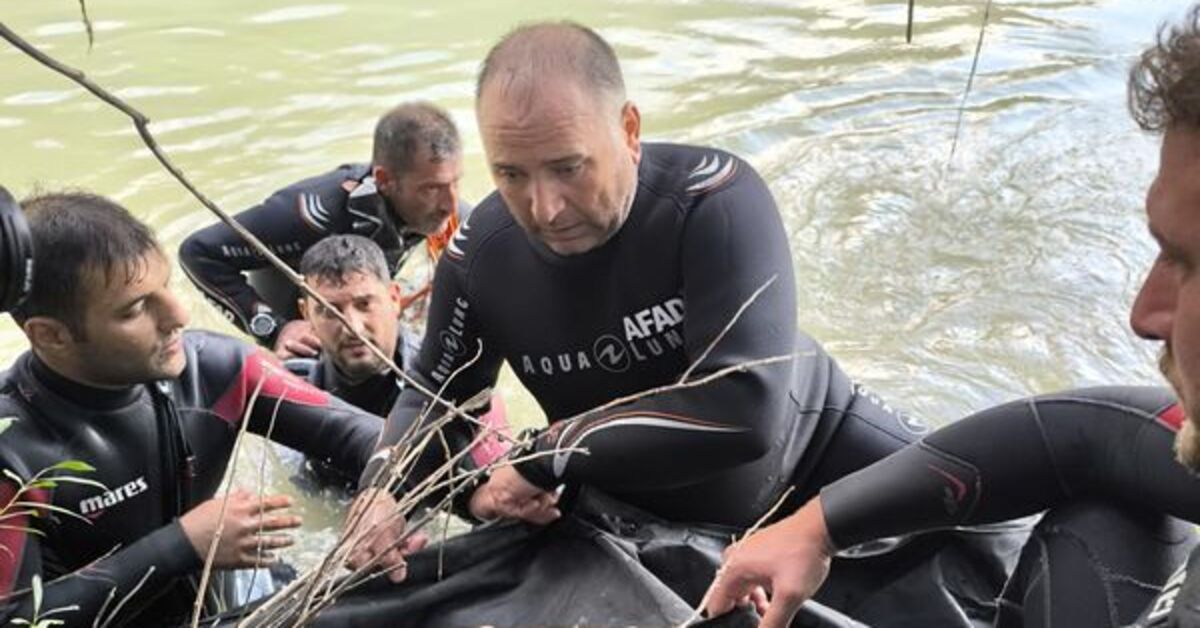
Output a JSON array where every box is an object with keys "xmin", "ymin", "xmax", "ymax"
[{"xmin": 246, "ymin": 5, "xmax": 348, "ymax": 24}]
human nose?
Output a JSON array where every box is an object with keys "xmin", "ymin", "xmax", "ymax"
[
  {"xmin": 529, "ymin": 176, "xmax": 566, "ymax": 227},
  {"xmin": 160, "ymin": 290, "xmax": 191, "ymax": 331},
  {"xmin": 1131, "ymin": 258, "xmax": 1176, "ymax": 341}
]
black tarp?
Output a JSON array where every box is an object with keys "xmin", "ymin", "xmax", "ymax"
[{"xmin": 208, "ymin": 490, "xmax": 1025, "ymax": 627}]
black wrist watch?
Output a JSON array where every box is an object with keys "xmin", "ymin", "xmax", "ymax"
[{"xmin": 249, "ymin": 311, "xmax": 279, "ymax": 340}]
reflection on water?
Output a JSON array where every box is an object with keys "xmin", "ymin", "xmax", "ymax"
[{"xmin": 0, "ymin": 0, "xmax": 1188, "ymax": 571}]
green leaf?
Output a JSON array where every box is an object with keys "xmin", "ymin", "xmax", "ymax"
[{"xmin": 49, "ymin": 460, "xmax": 94, "ymax": 473}]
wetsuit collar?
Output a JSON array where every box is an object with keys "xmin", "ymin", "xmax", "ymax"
[{"xmin": 28, "ymin": 352, "xmax": 143, "ymax": 411}]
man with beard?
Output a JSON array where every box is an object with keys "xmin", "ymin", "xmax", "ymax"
[
  {"xmin": 179, "ymin": 102, "xmax": 466, "ymax": 360},
  {"xmin": 342, "ymin": 21, "xmax": 1195, "ymax": 627},
  {"xmin": 286, "ymin": 234, "xmax": 510, "ymax": 486},
  {"xmin": 704, "ymin": 6, "xmax": 1200, "ymax": 627},
  {"xmin": 0, "ymin": 192, "xmax": 389, "ymax": 626}
]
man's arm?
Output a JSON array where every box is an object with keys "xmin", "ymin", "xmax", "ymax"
[
  {"xmin": 514, "ymin": 158, "xmax": 798, "ymax": 492},
  {"xmin": 705, "ymin": 387, "xmax": 1200, "ymax": 627},
  {"xmin": 197, "ymin": 332, "xmax": 383, "ymax": 477},
  {"xmin": 0, "ymin": 479, "xmax": 201, "ymax": 626},
  {"xmin": 178, "ymin": 170, "xmax": 350, "ymax": 344}
]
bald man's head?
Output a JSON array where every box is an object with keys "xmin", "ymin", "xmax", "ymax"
[{"xmin": 476, "ymin": 22, "xmax": 626, "ymax": 114}]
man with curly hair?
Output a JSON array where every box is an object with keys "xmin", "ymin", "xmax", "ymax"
[{"xmin": 705, "ymin": 6, "xmax": 1200, "ymax": 627}]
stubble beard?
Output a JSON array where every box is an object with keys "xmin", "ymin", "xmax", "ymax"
[{"xmin": 1161, "ymin": 348, "xmax": 1200, "ymax": 472}]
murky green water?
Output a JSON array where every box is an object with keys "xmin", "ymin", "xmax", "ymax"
[{"xmin": 0, "ymin": 0, "xmax": 1190, "ymax": 573}]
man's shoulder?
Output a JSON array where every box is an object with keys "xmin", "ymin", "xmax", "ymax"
[
  {"xmin": 443, "ymin": 191, "xmax": 520, "ymax": 267},
  {"xmin": 639, "ymin": 142, "xmax": 761, "ymax": 205},
  {"xmin": 180, "ymin": 330, "xmax": 256, "ymax": 373}
]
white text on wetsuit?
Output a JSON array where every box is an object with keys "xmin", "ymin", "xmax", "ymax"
[
  {"xmin": 520, "ymin": 297, "xmax": 686, "ymax": 376},
  {"xmin": 79, "ymin": 476, "xmax": 149, "ymax": 516}
]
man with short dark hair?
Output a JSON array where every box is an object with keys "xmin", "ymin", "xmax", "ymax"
[
  {"xmin": 0, "ymin": 192, "xmax": 388, "ymax": 627},
  {"xmin": 285, "ymin": 235, "xmax": 509, "ymax": 486},
  {"xmin": 179, "ymin": 101, "xmax": 467, "ymax": 359},
  {"xmin": 343, "ymin": 23, "xmax": 1189, "ymax": 626},
  {"xmin": 704, "ymin": 6, "xmax": 1200, "ymax": 627}
]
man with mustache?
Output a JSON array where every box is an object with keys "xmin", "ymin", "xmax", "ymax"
[
  {"xmin": 179, "ymin": 102, "xmax": 466, "ymax": 360},
  {"xmin": 705, "ymin": 6, "xmax": 1200, "ymax": 627},
  {"xmin": 343, "ymin": 21, "xmax": 1195, "ymax": 626},
  {"xmin": 286, "ymin": 234, "xmax": 510, "ymax": 486},
  {"xmin": 0, "ymin": 192, "xmax": 386, "ymax": 626}
]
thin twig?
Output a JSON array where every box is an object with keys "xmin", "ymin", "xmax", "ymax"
[
  {"xmin": 678, "ymin": 275, "xmax": 777, "ymax": 384},
  {"xmin": 190, "ymin": 376, "xmax": 268, "ymax": 627},
  {"xmin": 77, "ymin": 0, "xmax": 95, "ymax": 50},
  {"xmin": 0, "ymin": 21, "xmax": 488, "ymax": 441},
  {"xmin": 947, "ymin": 0, "xmax": 993, "ymax": 166},
  {"xmin": 678, "ymin": 486, "xmax": 796, "ymax": 627},
  {"xmin": 905, "ymin": 0, "xmax": 916, "ymax": 43}
]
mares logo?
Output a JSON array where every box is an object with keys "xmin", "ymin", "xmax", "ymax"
[
  {"xmin": 519, "ymin": 296, "xmax": 686, "ymax": 378},
  {"xmin": 79, "ymin": 476, "xmax": 149, "ymax": 518},
  {"xmin": 1148, "ymin": 564, "xmax": 1188, "ymax": 621}
]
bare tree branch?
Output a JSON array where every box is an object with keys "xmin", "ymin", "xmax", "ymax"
[
  {"xmin": 77, "ymin": 0, "xmax": 95, "ymax": 50},
  {"xmin": 948, "ymin": 0, "xmax": 993, "ymax": 165}
]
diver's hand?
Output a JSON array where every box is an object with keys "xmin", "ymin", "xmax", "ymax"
[
  {"xmin": 704, "ymin": 498, "xmax": 835, "ymax": 628},
  {"xmin": 179, "ymin": 489, "xmax": 301, "ymax": 569},
  {"xmin": 273, "ymin": 319, "xmax": 321, "ymax": 359},
  {"xmin": 468, "ymin": 465, "xmax": 560, "ymax": 525},
  {"xmin": 344, "ymin": 488, "xmax": 428, "ymax": 583}
]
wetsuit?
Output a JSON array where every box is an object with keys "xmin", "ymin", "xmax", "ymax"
[
  {"xmin": 0, "ymin": 331, "xmax": 381, "ymax": 627},
  {"xmin": 366, "ymin": 142, "xmax": 932, "ymax": 528},
  {"xmin": 817, "ymin": 386, "xmax": 1200, "ymax": 627},
  {"xmin": 178, "ymin": 164, "xmax": 466, "ymax": 345}
]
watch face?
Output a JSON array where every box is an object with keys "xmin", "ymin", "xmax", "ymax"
[{"xmin": 250, "ymin": 313, "xmax": 277, "ymax": 337}]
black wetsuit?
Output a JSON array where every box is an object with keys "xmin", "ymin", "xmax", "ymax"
[
  {"xmin": 367, "ymin": 142, "xmax": 932, "ymax": 528},
  {"xmin": 817, "ymin": 386, "xmax": 1200, "ymax": 627},
  {"xmin": 285, "ymin": 343, "xmax": 405, "ymax": 419},
  {"xmin": 0, "ymin": 331, "xmax": 381, "ymax": 627},
  {"xmin": 178, "ymin": 164, "xmax": 466, "ymax": 345}
]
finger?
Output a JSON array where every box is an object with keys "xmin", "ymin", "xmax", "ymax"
[
  {"xmin": 256, "ymin": 494, "xmax": 294, "ymax": 513},
  {"xmin": 523, "ymin": 503, "xmax": 561, "ymax": 526},
  {"xmin": 750, "ymin": 586, "xmax": 770, "ymax": 616},
  {"xmin": 299, "ymin": 334, "xmax": 323, "ymax": 351},
  {"xmin": 401, "ymin": 531, "xmax": 429, "ymax": 555},
  {"xmin": 380, "ymin": 547, "xmax": 408, "ymax": 583},
  {"xmin": 245, "ymin": 533, "xmax": 294, "ymax": 551},
  {"xmin": 759, "ymin": 591, "xmax": 803, "ymax": 628},
  {"xmin": 241, "ymin": 550, "xmax": 278, "ymax": 567},
  {"xmin": 258, "ymin": 514, "xmax": 303, "ymax": 531},
  {"xmin": 291, "ymin": 340, "xmax": 319, "ymax": 357},
  {"xmin": 704, "ymin": 569, "xmax": 753, "ymax": 619}
]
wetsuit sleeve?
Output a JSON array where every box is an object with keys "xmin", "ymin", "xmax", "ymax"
[
  {"xmin": 202, "ymin": 335, "xmax": 382, "ymax": 477},
  {"xmin": 360, "ymin": 246, "xmax": 504, "ymax": 502},
  {"xmin": 820, "ymin": 387, "xmax": 1200, "ymax": 549},
  {"xmin": 0, "ymin": 479, "xmax": 201, "ymax": 626},
  {"xmin": 178, "ymin": 176, "xmax": 343, "ymax": 342},
  {"xmin": 514, "ymin": 160, "xmax": 799, "ymax": 491}
]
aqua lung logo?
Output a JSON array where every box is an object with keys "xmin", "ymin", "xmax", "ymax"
[
  {"xmin": 430, "ymin": 297, "xmax": 470, "ymax": 384},
  {"xmin": 79, "ymin": 476, "xmax": 149, "ymax": 518},
  {"xmin": 593, "ymin": 335, "xmax": 630, "ymax": 373},
  {"xmin": 520, "ymin": 297, "xmax": 685, "ymax": 377}
]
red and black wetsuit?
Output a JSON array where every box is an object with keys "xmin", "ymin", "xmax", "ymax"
[
  {"xmin": 0, "ymin": 331, "xmax": 381, "ymax": 627},
  {"xmin": 817, "ymin": 386, "xmax": 1200, "ymax": 627}
]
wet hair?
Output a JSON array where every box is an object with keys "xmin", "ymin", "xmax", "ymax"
[
  {"xmin": 11, "ymin": 191, "xmax": 161, "ymax": 339},
  {"xmin": 300, "ymin": 234, "xmax": 390, "ymax": 288},
  {"xmin": 476, "ymin": 21, "xmax": 626, "ymax": 109},
  {"xmin": 1129, "ymin": 5, "xmax": 1200, "ymax": 132},
  {"xmin": 372, "ymin": 102, "xmax": 461, "ymax": 174}
]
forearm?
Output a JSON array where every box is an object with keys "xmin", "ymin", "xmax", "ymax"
[
  {"xmin": 821, "ymin": 386, "xmax": 1200, "ymax": 549},
  {"xmin": 1, "ymin": 522, "xmax": 199, "ymax": 627}
]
